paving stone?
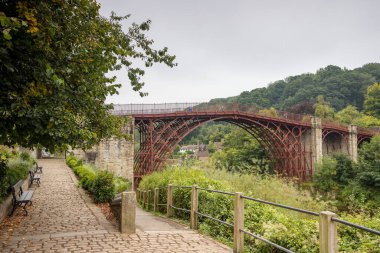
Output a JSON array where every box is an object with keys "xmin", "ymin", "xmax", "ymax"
[{"xmin": 0, "ymin": 159, "xmax": 231, "ymax": 253}]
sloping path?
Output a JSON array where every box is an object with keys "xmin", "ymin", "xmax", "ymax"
[{"xmin": 0, "ymin": 159, "xmax": 231, "ymax": 253}]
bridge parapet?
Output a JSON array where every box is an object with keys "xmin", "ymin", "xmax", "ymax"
[{"xmin": 112, "ymin": 103, "xmax": 310, "ymax": 123}]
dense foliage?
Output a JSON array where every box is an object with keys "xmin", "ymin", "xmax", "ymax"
[
  {"xmin": 0, "ymin": 0, "xmax": 176, "ymax": 151},
  {"xmin": 364, "ymin": 83, "xmax": 380, "ymax": 119},
  {"xmin": 209, "ymin": 63, "xmax": 380, "ymax": 112},
  {"xmin": 312, "ymin": 136, "xmax": 380, "ymax": 213},
  {"xmin": 139, "ymin": 166, "xmax": 380, "ymax": 253},
  {"xmin": 65, "ymin": 155, "xmax": 130, "ymax": 203},
  {"xmin": 0, "ymin": 147, "xmax": 35, "ymax": 202},
  {"xmin": 211, "ymin": 128, "xmax": 269, "ymax": 174}
]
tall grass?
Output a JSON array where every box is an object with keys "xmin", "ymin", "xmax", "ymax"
[{"xmin": 174, "ymin": 160, "xmax": 330, "ymax": 215}]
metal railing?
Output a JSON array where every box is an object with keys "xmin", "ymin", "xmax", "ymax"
[{"xmin": 136, "ymin": 185, "xmax": 380, "ymax": 253}]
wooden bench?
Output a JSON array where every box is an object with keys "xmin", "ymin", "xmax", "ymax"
[
  {"xmin": 34, "ymin": 162, "xmax": 43, "ymax": 174},
  {"xmin": 11, "ymin": 180, "xmax": 34, "ymax": 216},
  {"xmin": 29, "ymin": 170, "xmax": 41, "ymax": 186}
]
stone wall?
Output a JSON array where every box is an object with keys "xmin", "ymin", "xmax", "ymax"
[{"xmin": 71, "ymin": 118, "xmax": 134, "ymax": 184}]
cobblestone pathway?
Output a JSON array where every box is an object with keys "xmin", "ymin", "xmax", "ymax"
[{"xmin": 0, "ymin": 159, "xmax": 231, "ymax": 253}]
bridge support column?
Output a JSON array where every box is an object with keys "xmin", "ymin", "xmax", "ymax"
[
  {"xmin": 311, "ymin": 117, "xmax": 323, "ymax": 170},
  {"xmin": 348, "ymin": 125, "xmax": 358, "ymax": 162}
]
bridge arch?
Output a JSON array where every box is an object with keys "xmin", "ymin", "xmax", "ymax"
[{"xmin": 133, "ymin": 112, "xmax": 312, "ymax": 186}]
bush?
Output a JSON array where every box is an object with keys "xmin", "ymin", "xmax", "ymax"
[
  {"xmin": 114, "ymin": 176, "xmax": 131, "ymax": 193},
  {"xmin": 75, "ymin": 165, "xmax": 96, "ymax": 191},
  {"xmin": 0, "ymin": 153, "xmax": 8, "ymax": 202},
  {"xmin": 92, "ymin": 171, "xmax": 115, "ymax": 203},
  {"xmin": 66, "ymin": 155, "xmax": 82, "ymax": 168},
  {"xmin": 7, "ymin": 157, "xmax": 31, "ymax": 186},
  {"xmin": 66, "ymin": 155, "xmax": 130, "ymax": 203},
  {"xmin": 0, "ymin": 150, "xmax": 34, "ymax": 202}
]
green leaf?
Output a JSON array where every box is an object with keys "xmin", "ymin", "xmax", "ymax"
[{"xmin": 3, "ymin": 29, "xmax": 11, "ymax": 40}]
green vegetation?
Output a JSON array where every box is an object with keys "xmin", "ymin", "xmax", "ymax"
[
  {"xmin": 0, "ymin": 147, "xmax": 36, "ymax": 202},
  {"xmin": 312, "ymin": 136, "xmax": 380, "ymax": 213},
  {"xmin": 139, "ymin": 165, "xmax": 380, "ymax": 252},
  {"xmin": 182, "ymin": 123, "xmax": 234, "ymax": 145},
  {"xmin": 211, "ymin": 128, "xmax": 269, "ymax": 174},
  {"xmin": 65, "ymin": 155, "xmax": 131, "ymax": 203},
  {"xmin": 0, "ymin": 0, "xmax": 176, "ymax": 151},
  {"xmin": 209, "ymin": 63, "xmax": 380, "ymax": 112},
  {"xmin": 364, "ymin": 83, "xmax": 380, "ymax": 119}
]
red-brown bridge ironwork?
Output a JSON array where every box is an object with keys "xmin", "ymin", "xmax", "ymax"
[{"xmin": 112, "ymin": 103, "xmax": 376, "ymax": 186}]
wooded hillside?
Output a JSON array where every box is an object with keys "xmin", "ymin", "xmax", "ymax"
[{"xmin": 210, "ymin": 63, "xmax": 380, "ymax": 113}]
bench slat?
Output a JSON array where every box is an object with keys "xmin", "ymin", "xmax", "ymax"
[{"xmin": 19, "ymin": 191, "xmax": 34, "ymax": 202}]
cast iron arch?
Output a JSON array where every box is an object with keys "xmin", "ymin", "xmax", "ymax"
[{"xmin": 133, "ymin": 113, "xmax": 312, "ymax": 186}]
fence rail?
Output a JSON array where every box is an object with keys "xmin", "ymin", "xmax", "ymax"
[{"xmin": 136, "ymin": 185, "xmax": 380, "ymax": 253}]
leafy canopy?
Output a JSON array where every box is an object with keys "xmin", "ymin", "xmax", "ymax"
[
  {"xmin": 364, "ymin": 83, "xmax": 380, "ymax": 119},
  {"xmin": 0, "ymin": 0, "xmax": 176, "ymax": 151}
]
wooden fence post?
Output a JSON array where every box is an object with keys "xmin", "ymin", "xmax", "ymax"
[
  {"xmin": 191, "ymin": 185, "xmax": 198, "ymax": 229},
  {"xmin": 154, "ymin": 188, "xmax": 159, "ymax": 212},
  {"xmin": 234, "ymin": 192, "xmax": 244, "ymax": 253},
  {"xmin": 147, "ymin": 190, "xmax": 152, "ymax": 210},
  {"xmin": 320, "ymin": 211, "xmax": 338, "ymax": 253},
  {"xmin": 121, "ymin": 191, "xmax": 136, "ymax": 234},
  {"xmin": 142, "ymin": 191, "xmax": 146, "ymax": 209},
  {"xmin": 167, "ymin": 184, "xmax": 173, "ymax": 217}
]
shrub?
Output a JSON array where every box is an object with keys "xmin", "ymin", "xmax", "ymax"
[
  {"xmin": 19, "ymin": 151, "xmax": 34, "ymax": 163},
  {"xmin": 75, "ymin": 165, "xmax": 97, "ymax": 191},
  {"xmin": 0, "ymin": 150, "xmax": 34, "ymax": 202},
  {"xmin": 114, "ymin": 176, "xmax": 131, "ymax": 193},
  {"xmin": 66, "ymin": 155, "xmax": 131, "ymax": 203},
  {"xmin": 0, "ymin": 153, "xmax": 8, "ymax": 201},
  {"xmin": 92, "ymin": 171, "xmax": 115, "ymax": 203},
  {"xmin": 66, "ymin": 155, "xmax": 82, "ymax": 168},
  {"xmin": 7, "ymin": 157, "xmax": 31, "ymax": 186}
]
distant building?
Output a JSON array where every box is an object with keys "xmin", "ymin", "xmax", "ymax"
[{"xmin": 179, "ymin": 145, "xmax": 198, "ymax": 153}]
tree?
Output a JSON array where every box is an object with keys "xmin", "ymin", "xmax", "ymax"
[
  {"xmin": 314, "ymin": 95, "xmax": 335, "ymax": 120},
  {"xmin": 211, "ymin": 128, "xmax": 269, "ymax": 174},
  {"xmin": 364, "ymin": 83, "xmax": 380, "ymax": 118},
  {"xmin": 335, "ymin": 105, "xmax": 362, "ymax": 124},
  {"xmin": 357, "ymin": 135, "xmax": 380, "ymax": 190},
  {"xmin": 208, "ymin": 63, "xmax": 380, "ymax": 112},
  {"xmin": 0, "ymin": 1, "xmax": 176, "ymax": 151},
  {"xmin": 258, "ymin": 107, "xmax": 278, "ymax": 117}
]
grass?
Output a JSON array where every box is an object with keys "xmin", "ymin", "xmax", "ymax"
[{"xmin": 172, "ymin": 160, "xmax": 330, "ymax": 217}]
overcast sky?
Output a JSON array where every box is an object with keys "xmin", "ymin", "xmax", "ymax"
[{"xmin": 98, "ymin": 0, "xmax": 380, "ymax": 104}]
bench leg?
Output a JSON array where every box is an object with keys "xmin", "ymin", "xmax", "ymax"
[
  {"xmin": 9, "ymin": 204, "xmax": 17, "ymax": 217},
  {"xmin": 23, "ymin": 204, "xmax": 28, "ymax": 216},
  {"xmin": 37, "ymin": 179, "xmax": 40, "ymax": 187}
]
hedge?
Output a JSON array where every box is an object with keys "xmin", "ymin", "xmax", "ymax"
[{"xmin": 66, "ymin": 155, "xmax": 131, "ymax": 203}]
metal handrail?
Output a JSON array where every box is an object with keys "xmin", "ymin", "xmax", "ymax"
[
  {"xmin": 240, "ymin": 195, "xmax": 319, "ymax": 217},
  {"xmin": 195, "ymin": 211, "xmax": 234, "ymax": 228},
  {"xmin": 196, "ymin": 187, "xmax": 235, "ymax": 196},
  {"xmin": 172, "ymin": 185, "xmax": 192, "ymax": 189},
  {"xmin": 331, "ymin": 217, "xmax": 380, "ymax": 236},
  {"xmin": 240, "ymin": 229, "xmax": 294, "ymax": 253},
  {"xmin": 170, "ymin": 205, "xmax": 191, "ymax": 213}
]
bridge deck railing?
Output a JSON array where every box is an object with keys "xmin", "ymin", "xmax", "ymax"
[
  {"xmin": 112, "ymin": 103, "xmax": 310, "ymax": 122},
  {"xmin": 136, "ymin": 185, "xmax": 380, "ymax": 253}
]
